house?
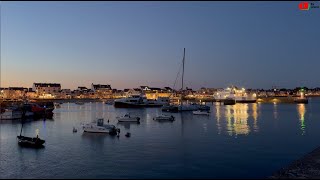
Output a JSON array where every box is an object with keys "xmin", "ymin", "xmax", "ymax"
[
  {"xmin": 91, "ymin": 83, "xmax": 112, "ymax": 99},
  {"xmin": 33, "ymin": 83, "xmax": 61, "ymax": 98}
]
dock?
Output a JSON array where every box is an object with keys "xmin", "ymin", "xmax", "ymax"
[{"xmin": 270, "ymin": 146, "xmax": 320, "ymax": 179}]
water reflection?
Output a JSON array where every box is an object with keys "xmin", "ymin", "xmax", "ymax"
[
  {"xmin": 117, "ymin": 122, "xmax": 140, "ymax": 130},
  {"xmin": 252, "ymin": 103, "xmax": 259, "ymax": 132},
  {"xmin": 225, "ymin": 104, "xmax": 251, "ymax": 136},
  {"xmin": 273, "ymin": 102, "xmax": 278, "ymax": 119},
  {"xmin": 215, "ymin": 103, "xmax": 222, "ymax": 134},
  {"xmin": 297, "ymin": 104, "xmax": 306, "ymax": 135}
]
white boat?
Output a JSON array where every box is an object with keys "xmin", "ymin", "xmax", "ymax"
[
  {"xmin": 116, "ymin": 113, "xmax": 140, "ymax": 122},
  {"xmin": 54, "ymin": 102, "xmax": 61, "ymax": 108},
  {"xmin": 0, "ymin": 108, "xmax": 23, "ymax": 120},
  {"xmin": 114, "ymin": 94, "xmax": 164, "ymax": 108},
  {"xmin": 193, "ymin": 110, "xmax": 210, "ymax": 115},
  {"xmin": 82, "ymin": 118, "xmax": 119, "ymax": 134},
  {"xmin": 153, "ymin": 114, "xmax": 175, "ymax": 121}
]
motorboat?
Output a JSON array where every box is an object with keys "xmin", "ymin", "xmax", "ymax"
[
  {"xmin": 114, "ymin": 94, "xmax": 164, "ymax": 108},
  {"xmin": 0, "ymin": 107, "xmax": 22, "ymax": 120},
  {"xmin": 193, "ymin": 110, "xmax": 210, "ymax": 115},
  {"xmin": 116, "ymin": 113, "xmax": 140, "ymax": 122},
  {"xmin": 153, "ymin": 114, "xmax": 175, "ymax": 121},
  {"xmin": 82, "ymin": 118, "xmax": 119, "ymax": 135}
]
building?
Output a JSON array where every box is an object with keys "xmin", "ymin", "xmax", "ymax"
[
  {"xmin": 91, "ymin": 83, "xmax": 112, "ymax": 99},
  {"xmin": 0, "ymin": 87, "xmax": 28, "ymax": 100},
  {"xmin": 33, "ymin": 83, "xmax": 61, "ymax": 98}
]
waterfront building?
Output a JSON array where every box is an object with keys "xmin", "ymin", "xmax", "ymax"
[
  {"xmin": 91, "ymin": 83, "xmax": 112, "ymax": 99},
  {"xmin": 60, "ymin": 89, "xmax": 72, "ymax": 99},
  {"xmin": 0, "ymin": 87, "xmax": 28, "ymax": 100},
  {"xmin": 33, "ymin": 83, "xmax": 61, "ymax": 98}
]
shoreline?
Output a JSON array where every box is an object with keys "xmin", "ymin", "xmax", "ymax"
[{"xmin": 269, "ymin": 147, "xmax": 320, "ymax": 179}]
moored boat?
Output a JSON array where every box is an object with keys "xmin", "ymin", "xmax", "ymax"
[
  {"xmin": 116, "ymin": 113, "xmax": 140, "ymax": 122},
  {"xmin": 114, "ymin": 94, "xmax": 164, "ymax": 108},
  {"xmin": 193, "ymin": 110, "xmax": 210, "ymax": 115},
  {"xmin": 82, "ymin": 118, "xmax": 119, "ymax": 135},
  {"xmin": 0, "ymin": 107, "xmax": 22, "ymax": 120},
  {"xmin": 153, "ymin": 114, "xmax": 175, "ymax": 121},
  {"xmin": 17, "ymin": 135, "xmax": 45, "ymax": 148}
]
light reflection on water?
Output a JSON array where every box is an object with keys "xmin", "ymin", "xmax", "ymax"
[
  {"xmin": 297, "ymin": 104, "xmax": 306, "ymax": 135},
  {"xmin": 0, "ymin": 99, "xmax": 319, "ymax": 179}
]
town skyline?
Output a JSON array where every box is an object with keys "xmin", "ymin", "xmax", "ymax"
[{"xmin": 1, "ymin": 2, "xmax": 320, "ymax": 90}]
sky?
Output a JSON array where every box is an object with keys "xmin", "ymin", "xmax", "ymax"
[{"xmin": 1, "ymin": 1, "xmax": 320, "ymax": 90}]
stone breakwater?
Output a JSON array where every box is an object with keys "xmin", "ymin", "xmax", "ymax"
[{"xmin": 270, "ymin": 147, "xmax": 320, "ymax": 179}]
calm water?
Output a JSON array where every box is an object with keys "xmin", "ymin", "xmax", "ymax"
[{"xmin": 1, "ymin": 98, "xmax": 320, "ymax": 179}]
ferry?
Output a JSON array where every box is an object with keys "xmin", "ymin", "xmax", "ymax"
[{"xmin": 214, "ymin": 87, "xmax": 257, "ymax": 103}]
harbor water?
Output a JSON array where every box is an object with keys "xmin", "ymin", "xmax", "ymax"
[{"xmin": 1, "ymin": 98, "xmax": 320, "ymax": 178}]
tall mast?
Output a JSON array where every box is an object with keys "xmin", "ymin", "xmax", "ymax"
[
  {"xmin": 180, "ymin": 48, "xmax": 185, "ymax": 106},
  {"xmin": 182, "ymin": 48, "xmax": 185, "ymax": 92}
]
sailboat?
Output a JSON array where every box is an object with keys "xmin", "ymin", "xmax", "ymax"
[
  {"xmin": 162, "ymin": 48, "xmax": 201, "ymax": 112},
  {"xmin": 17, "ymin": 119, "xmax": 45, "ymax": 148}
]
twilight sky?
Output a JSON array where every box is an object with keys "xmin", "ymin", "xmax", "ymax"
[{"xmin": 1, "ymin": 2, "xmax": 319, "ymax": 90}]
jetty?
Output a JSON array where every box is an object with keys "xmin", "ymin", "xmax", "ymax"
[{"xmin": 270, "ymin": 147, "xmax": 320, "ymax": 179}]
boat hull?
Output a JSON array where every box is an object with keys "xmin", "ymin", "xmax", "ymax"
[
  {"xmin": 235, "ymin": 100, "xmax": 257, "ymax": 103},
  {"xmin": 193, "ymin": 111, "xmax": 210, "ymax": 115},
  {"xmin": 114, "ymin": 101, "xmax": 162, "ymax": 108},
  {"xmin": 294, "ymin": 98, "xmax": 308, "ymax": 104},
  {"xmin": 0, "ymin": 111, "xmax": 22, "ymax": 120},
  {"xmin": 118, "ymin": 119, "xmax": 140, "ymax": 122},
  {"xmin": 17, "ymin": 135, "xmax": 45, "ymax": 148},
  {"xmin": 223, "ymin": 99, "xmax": 236, "ymax": 105}
]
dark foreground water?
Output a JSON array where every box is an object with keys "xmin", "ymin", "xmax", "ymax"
[{"xmin": 1, "ymin": 98, "xmax": 320, "ymax": 179}]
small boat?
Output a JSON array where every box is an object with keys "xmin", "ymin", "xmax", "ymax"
[
  {"xmin": 82, "ymin": 118, "xmax": 119, "ymax": 135},
  {"xmin": 17, "ymin": 135, "xmax": 45, "ymax": 148},
  {"xmin": 193, "ymin": 110, "xmax": 210, "ymax": 115},
  {"xmin": 153, "ymin": 114, "xmax": 175, "ymax": 121},
  {"xmin": 0, "ymin": 107, "xmax": 23, "ymax": 120},
  {"xmin": 54, "ymin": 102, "xmax": 61, "ymax": 108},
  {"xmin": 17, "ymin": 120, "xmax": 45, "ymax": 148},
  {"xmin": 116, "ymin": 113, "xmax": 140, "ymax": 122},
  {"xmin": 73, "ymin": 127, "xmax": 77, "ymax": 133},
  {"xmin": 105, "ymin": 100, "xmax": 114, "ymax": 105},
  {"xmin": 125, "ymin": 132, "xmax": 131, "ymax": 137},
  {"xmin": 75, "ymin": 102, "xmax": 85, "ymax": 105}
]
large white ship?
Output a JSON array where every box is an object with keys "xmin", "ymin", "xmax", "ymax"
[{"xmin": 214, "ymin": 87, "xmax": 257, "ymax": 103}]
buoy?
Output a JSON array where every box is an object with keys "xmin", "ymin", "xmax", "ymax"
[{"xmin": 125, "ymin": 132, "xmax": 131, "ymax": 137}]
